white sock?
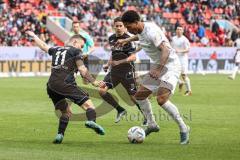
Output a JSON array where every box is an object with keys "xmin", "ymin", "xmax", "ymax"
[
  {"xmin": 161, "ymin": 101, "xmax": 187, "ymax": 132},
  {"xmin": 136, "ymin": 99, "xmax": 157, "ymax": 127},
  {"xmin": 231, "ymin": 65, "xmax": 239, "ymax": 78},
  {"xmin": 185, "ymin": 76, "xmax": 191, "ymax": 91}
]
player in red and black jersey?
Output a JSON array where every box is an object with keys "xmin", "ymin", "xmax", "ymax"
[
  {"xmin": 26, "ymin": 31, "xmax": 106, "ymax": 144},
  {"xmin": 99, "ymin": 17, "xmax": 147, "ymax": 125}
]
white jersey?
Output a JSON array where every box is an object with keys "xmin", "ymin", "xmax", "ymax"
[
  {"xmin": 137, "ymin": 22, "xmax": 181, "ymax": 93},
  {"xmin": 171, "ymin": 35, "xmax": 190, "ymax": 56},
  {"xmin": 138, "ymin": 22, "xmax": 179, "ymax": 67},
  {"xmin": 171, "ymin": 35, "xmax": 190, "ymax": 74}
]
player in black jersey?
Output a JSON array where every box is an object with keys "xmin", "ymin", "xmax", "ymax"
[
  {"xmin": 26, "ymin": 31, "xmax": 106, "ymax": 144},
  {"xmin": 99, "ymin": 17, "xmax": 147, "ymax": 124}
]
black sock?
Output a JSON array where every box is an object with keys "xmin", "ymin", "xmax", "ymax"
[
  {"xmin": 58, "ymin": 115, "xmax": 69, "ymax": 135},
  {"xmin": 136, "ymin": 103, "xmax": 143, "ymax": 113},
  {"xmin": 101, "ymin": 92, "xmax": 125, "ymax": 113},
  {"xmin": 86, "ymin": 108, "xmax": 96, "ymax": 122}
]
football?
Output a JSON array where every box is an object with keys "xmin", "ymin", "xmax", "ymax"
[{"xmin": 127, "ymin": 126, "xmax": 146, "ymax": 144}]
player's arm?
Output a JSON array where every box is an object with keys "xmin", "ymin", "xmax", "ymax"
[
  {"xmin": 76, "ymin": 59, "xmax": 105, "ymax": 87},
  {"xmin": 115, "ymin": 35, "xmax": 139, "ymax": 47},
  {"xmin": 111, "ymin": 47, "xmax": 142, "ymax": 66},
  {"xmin": 26, "ymin": 31, "xmax": 50, "ymax": 53}
]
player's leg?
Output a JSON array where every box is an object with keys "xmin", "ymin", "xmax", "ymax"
[
  {"xmin": 181, "ymin": 55, "xmax": 192, "ymax": 95},
  {"xmin": 156, "ymin": 79, "xmax": 190, "ymax": 144},
  {"xmin": 65, "ymin": 85, "xmax": 105, "ymax": 135},
  {"xmin": 120, "ymin": 72, "xmax": 147, "ymax": 125},
  {"xmin": 47, "ymin": 86, "xmax": 70, "ymax": 144},
  {"xmin": 182, "ymin": 74, "xmax": 192, "ymax": 96},
  {"xmin": 99, "ymin": 73, "xmax": 126, "ymax": 123},
  {"xmin": 178, "ymin": 77, "xmax": 184, "ymax": 92},
  {"xmin": 229, "ymin": 63, "xmax": 239, "ymax": 80},
  {"xmin": 134, "ymin": 85, "xmax": 159, "ymax": 134},
  {"xmin": 81, "ymin": 100, "xmax": 105, "ymax": 135}
]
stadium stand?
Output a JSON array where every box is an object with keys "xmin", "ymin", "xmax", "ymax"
[{"xmin": 0, "ymin": 0, "xmax": 239, "ymax": 47}]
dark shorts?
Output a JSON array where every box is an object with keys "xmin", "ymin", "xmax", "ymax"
[
  {"xmin": 47, "ymin": 83, "xmax": 89, "ymax": 110},
  {"xmin": 103, "ymin": 70, "xmax": 137, "ymax": 95}
]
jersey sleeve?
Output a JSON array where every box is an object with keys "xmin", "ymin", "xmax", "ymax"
[
  {"xmin": 148, "ymin": 29, "xmax": 166, "ymax": 48},
  {"xmin": 48, "ymin": 46, "xmax": 59, "ymax": 56}
]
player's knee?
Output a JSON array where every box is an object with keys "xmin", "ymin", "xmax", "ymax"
[
  {"xmin": 157, "ymin": 95, "xmax": 168, "ymax": 106},
  {"xmin": 99, "ymin": 87, "xmax": 107, "ymax": 96},
  {"xmin": 61, "ymin": 110, "xmax": 71, "ymax": 119},
  {"xmin": 134, "ymin": 94, "xmax": 147, "ymax": 100},
  {"xmin": 82, "ymin": 100, "xmax": 95, "ymax": 110},
  {"xmin": 182, "ymin": 74, "xmax": 186, "ymax": 80}
]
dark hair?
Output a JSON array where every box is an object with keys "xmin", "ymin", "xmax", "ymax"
[
  {"xmin": 69, "ymin": 34, "xmax": 86, "ymax": 43},
  {"xmin": 121, "ymin": 10, "xmax": 140, "ymax": 23},
  {"xmin": 72, "ymin": 21, "xmax": 81, "ymax": 26},
  {"xmin": 114, "ymin": 17, "xmax": 122, "ymax": 23}
]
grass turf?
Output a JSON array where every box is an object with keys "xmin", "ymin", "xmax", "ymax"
[{"xmin": 0, "ymin": 75, "xmax": 240, "ymax": 160}]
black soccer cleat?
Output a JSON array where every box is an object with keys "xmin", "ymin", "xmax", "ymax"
[{"xmin": 145, "ymin": 125, "xmax": 160, "ymax": 136}]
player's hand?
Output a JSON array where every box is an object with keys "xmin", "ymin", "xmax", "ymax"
[
  {"xmin": 149, "ymin": 68, "xmax": 161, "ymax": 80},
  {"xmin": 149, "ymin": 65, "xmax": 168, "ymax": 80},
  {"xmin": 115, "ymin": 39, "xmax": 128, "ymax": 48},
  {"xmin": 111, "ymin": 60, "xmax": 120, "ymax": 66},
  {"xmin": 103, "ymin": 64, "xmax": 109, "ymax": 72},
  {"xmin": 26, "ymin": 30, "xmax": 36, "ymax": 37},
  {"xmin": 92, "ymin": 80, "xmax": 106, "ymax": 88},
  {"xmin": 98, "ymin": 80, "xmax": 106, "ymax": 88}
]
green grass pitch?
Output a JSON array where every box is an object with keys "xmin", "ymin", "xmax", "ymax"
[{"xmin": 0, "ymin": 75, "xmax": 240, "ymax": 160}]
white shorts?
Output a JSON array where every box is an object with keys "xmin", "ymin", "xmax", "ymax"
[
  {"xmin": 178, "ymin": 55, "xmax": 188, "ymax": 74},
  {"xmin": 140, "ymin": 61, "xmax": 181, "ymax": 94}
]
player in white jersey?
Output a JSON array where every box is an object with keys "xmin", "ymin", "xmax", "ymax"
[
  {"xmin": 171, "ymin": 26, "xmax": 192, "ymax": 96},
  {"xmin": 116, "ymin": 10, "xmax": 190, "ymax": 145},
  {"xmin": 228, "ymin": 48, "xmax": 240, "ymax": 80}
]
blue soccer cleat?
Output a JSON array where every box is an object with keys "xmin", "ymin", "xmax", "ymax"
[
  {"xmin": 53, "ymin": 133, "xmax": 64, "ymax": 144},
  {"xmin": 85, "ymin": 121, "xmax": 105, "ymax": 135},
  {"xmin": 180, "ymin": 126, "xmax": 190, "ymax": 145}
]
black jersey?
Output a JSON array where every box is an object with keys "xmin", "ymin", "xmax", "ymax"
[
  {"xmin": 47, "ymin": 46, "xmax": 83, "ymax": 86},
  {"xmin": 108, "ymin": 33, "xmax": 136, "ymax": 72}
]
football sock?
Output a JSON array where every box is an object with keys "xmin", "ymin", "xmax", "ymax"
[
  {"xmin": 185, "ymin": 76, "xmax": 191, "ymax": 92},
  {"xmin": 161, "ymin": 100, "xmax": 187, "ymax": 132},
  {"xmin": 86, "ymin": 108, "xmax": 96, "ymax": 122},
  {"xmin": 136, "ymin": 99, "xmax": 157, "ymax": 127},
  {"xmin": 231, "ymin": 65, "xmax": 239, "ymax": 78},
  {"xmin": 101, "ymin": 92, "xmax": 125, "ymax": 113},
  {"xmin": 58, "ymin": 114, "xmax": 69, "ymax": 135}
]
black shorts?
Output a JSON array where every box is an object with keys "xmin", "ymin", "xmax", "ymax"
[
  {"xmin": 47, "ymin": 83, "xmax": 89, "ymax": 110},
  {"xmin": 103, "ymin": 70, "xmax": 137, "ymax": 95}
]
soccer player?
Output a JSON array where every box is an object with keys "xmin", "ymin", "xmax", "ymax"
[
  {"xmin": 116, "ymin": 10, "xmax": 190, "ymax": 144},
  {"xmin": 99, "ymin": 17, "xmax": 147, "ymax": 125},
  {"xmin": 228, "ymin": 48, "xmax": 240, "ymax": 80},
  {"xmin": 171, "ymin": 26, "xmax": 192, "ymax": 96},
  {"xmin": 71, "ymin": 21, "xmax": 95, "ymax": 83},
  {"xmin": 26, "ymin": 31, "xmax": 105, "ymax": 144}
]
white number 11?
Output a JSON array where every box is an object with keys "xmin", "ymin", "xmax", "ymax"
[{"xmin": 54, "ymin": 50, "xmax": 67, "ymax": 65}]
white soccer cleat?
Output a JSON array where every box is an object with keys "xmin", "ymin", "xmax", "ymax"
[{"xmin": 228, "ymin": 75, "xmax": 235, "ymax": 80}]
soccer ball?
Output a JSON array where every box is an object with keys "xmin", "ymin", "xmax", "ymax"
[{"xmin": 127, "ymin": 126, "xmax": 145, "ymax": 144}]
